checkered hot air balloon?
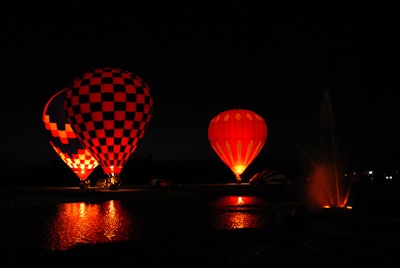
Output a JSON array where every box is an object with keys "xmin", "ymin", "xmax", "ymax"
[
  {"xmin": 208, "ymin": 109, "xmax": 268, "ymax": 183},
  {"xmin": 43, "ymin": 88, "xmax": 99, "ymax": 184},
  {"xmin": 64, "ymin": 67, "xmax": 154, "ymax": 188}
]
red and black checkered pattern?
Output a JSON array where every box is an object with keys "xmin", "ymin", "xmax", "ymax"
[
  {"xmin": 64, "ymin": 67, "xmax": 154, "ymax": 176},
  {"xmin": 43, "ymin": 88, "xmax": 99, "ymax": 181}
]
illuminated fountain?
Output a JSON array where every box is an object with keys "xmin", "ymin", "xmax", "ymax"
[
  {"xmin": 306, "ymin": 90, "xmax": 353, "ymax": 210},
  {"xmin": 307, "ymin": 161, "xmax": 353, "ymax": 209}
]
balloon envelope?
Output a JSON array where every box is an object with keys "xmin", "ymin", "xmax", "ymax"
[
  {"xmin": 64, "ymin": 67, "xmax": 154, "ymax": 181},
  {"xmin": 43, "ymin": 88, "xmax": 99, "ymax": 181},
  {"xmin": 208, "ymin": 109, "xmax": 268, "ymax": 182}
]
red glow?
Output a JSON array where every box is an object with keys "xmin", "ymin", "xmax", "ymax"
[
  {"xmin": 43, "ymin": 88, "xmax": 99, "ymax": 181},
  {"xmin": 307, "ymin": 163, "xmax": 353, "ymax": 209},
  {"xmin": 208, "ymin": 109, "xmax": 267, "ymax": 182},
  {"xmin": 307, "ymin": 90, "xmax": 354, "ymax": 209},
  {"xmin": 214, "ymin": 196, "xmax": 260, "ymax": 206},
  {"xmin": 42, "ymin": 200, "xmax": 133, "ymax": 251},
  {"xmin": 64, "ymin": 68, "xmax": 153, "ymax": 180},
  {"xmin": 209, "ymin": 196, "xmax": 269, "ymax": 229}
]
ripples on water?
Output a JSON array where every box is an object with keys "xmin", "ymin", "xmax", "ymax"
[
  {"xmin": 39, "ymin": 196, "xmax": 274, "ymax": 251},
  {"xmin": 208, "ymin": 196, "xmax": 272, "ymax": 230},
  {"xmin": 42, "ymin": 200, "xmax": 135, "ymax": 251}
]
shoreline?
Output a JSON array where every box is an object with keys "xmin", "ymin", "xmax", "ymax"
[
  {"xmin": 2, "ymin": 182, "xmax": 400, "ymax": 265},
  {"xmin": 0, "ymin": 183, "xmax": 306, "ymax": 207}
]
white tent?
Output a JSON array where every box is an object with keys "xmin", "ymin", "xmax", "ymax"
[{"xmin": 249, "ymin": 170, "xmax": 287, "ymax": 184}]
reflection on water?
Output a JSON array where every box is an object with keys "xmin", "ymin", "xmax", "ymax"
[
  {"xmin": 41, "ymin": 196, "xmax": 273, "ymax": 251},
  {"xmin": 209, "ymin": 196, "xmax": 271, "ymax": 229},
  {"xmin": 42, "ymin": 200, "xmax": 134, "ymax": 251}
]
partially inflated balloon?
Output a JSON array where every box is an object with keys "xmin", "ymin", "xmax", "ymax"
[
  {"xmin": 43, "ymin": 88, "xmax": 99, "ymax": 182},
  {"xmin": 208, "ymin": 109, "xmax": 267, "ymax": 183},
  {"xmin": 64, "ymin": 67, "xmax": 154, "ymax": 187}
]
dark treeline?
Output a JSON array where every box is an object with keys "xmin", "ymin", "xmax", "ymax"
[{"xmin": 7, "ymin": 156, "xmax": 308, "ymax": 187}]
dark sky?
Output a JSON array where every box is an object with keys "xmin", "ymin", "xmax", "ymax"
[{"xmin": 2, "ymin": 5, "xmax": 398, "ymax": 180}]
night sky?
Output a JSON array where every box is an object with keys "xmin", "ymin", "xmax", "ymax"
[{"xmin": 2, "ymin": 5, "xmax": 398, "ymax": 184}]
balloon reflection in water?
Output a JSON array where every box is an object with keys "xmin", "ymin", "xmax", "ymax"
[
  {"xmin": 42, "ymin": 200, "xmax": 136, "ymax": 251},
  {"xmin": 209, "ymin": 196, "xmax": 271, "ymax": 229}
]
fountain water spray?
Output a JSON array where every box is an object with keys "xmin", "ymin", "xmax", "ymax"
[{"xmin": 306, "ymin": 90, "xmax": 353, "ymax": 209}]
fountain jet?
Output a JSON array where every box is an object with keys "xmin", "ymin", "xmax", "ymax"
[{"xmin": 306, "ymin": 89, "xmax": 353, "ymax": 209}]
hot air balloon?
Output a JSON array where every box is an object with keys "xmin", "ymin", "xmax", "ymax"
[
  {"xmin": 43, "ymin": 88, "xmax": 99, "ymax": 186},
  {"xmin": 208, "ymin": 109, "xmax": 268, "ymax": 183},
  {"xmin": 64, "ymin": 67, "xmax": 154, "ymax": 189}
]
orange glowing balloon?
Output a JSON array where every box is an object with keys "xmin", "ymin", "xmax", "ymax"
[
  {"xmin": 43, "ymin": 88, "xmax": 99, "ymax": 182},
  {"xmin": 208, "ymin": 109, "xmax": 268, "ymax": 183}
]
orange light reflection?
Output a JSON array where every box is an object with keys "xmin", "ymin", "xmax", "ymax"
[
  {"xmin": 42, "ymin": 200, "xmax": 134, "ymax": 251},
  {"xmin": 209, "ymin": 196, "xmax": 269, "ymax": 230}
]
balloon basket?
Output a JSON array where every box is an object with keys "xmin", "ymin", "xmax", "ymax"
[{"xmin": 235, "ymin": 175, "xmax": 242, "ymax": 184}]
